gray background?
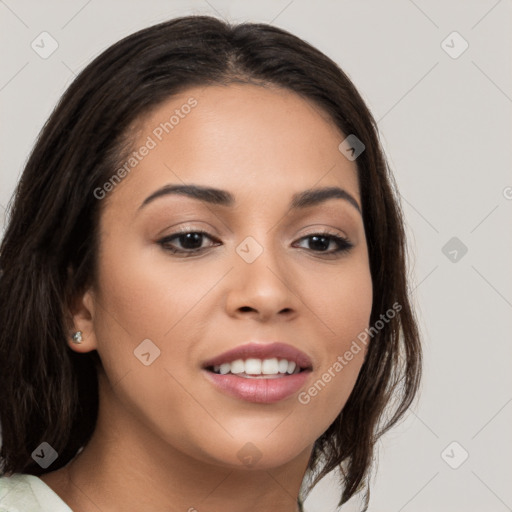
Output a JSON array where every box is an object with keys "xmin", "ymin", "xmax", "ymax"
[{"xmin": 1, "ymin": 1, "xmax": 511, "ymax": 511}]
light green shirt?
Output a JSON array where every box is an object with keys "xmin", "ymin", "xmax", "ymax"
[{"xmin": 0, "ymin": 473, "xmax": 71, "ymax": 512}]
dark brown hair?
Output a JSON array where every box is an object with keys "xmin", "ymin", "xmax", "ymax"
[{"xmin": 0, "ymin": 15, "xmax": 421, "ymax": 509}]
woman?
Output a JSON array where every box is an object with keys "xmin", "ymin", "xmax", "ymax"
[{"xmin": 0, "ymin": 15, "xmax": 421, "ymax": 512}]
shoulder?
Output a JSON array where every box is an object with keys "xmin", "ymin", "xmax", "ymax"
[{"xmin": 0, "ymin": 473, "xmax": 72, "ymax": 512}]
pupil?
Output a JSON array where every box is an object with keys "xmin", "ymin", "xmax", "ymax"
[
  {"xmin": 309, "ymin": 235, "xmax": 329, "ymax": 251},
  {"xmin": 180, "ymin": 233, "xmax": 202, "ymax": 250}
]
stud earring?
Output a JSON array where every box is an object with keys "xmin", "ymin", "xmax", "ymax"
[{"xmin": 72, "ymin": 331, "xmax": 83, "ymax": 344}]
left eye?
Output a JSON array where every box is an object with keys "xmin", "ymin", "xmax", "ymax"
[
  {"xmin": 293, "ymin": 232, "xmax": 353, "ymax": 254},
  {"xmin": 157, "ymin": 230, "xmax": 353, "ymax": 257}
]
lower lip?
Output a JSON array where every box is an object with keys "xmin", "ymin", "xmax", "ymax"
[{"xmin": 202, "ymin": 370, "xmax": 311, "ymax": 403}]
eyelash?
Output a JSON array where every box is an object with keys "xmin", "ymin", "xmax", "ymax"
[{"xmin": 157, "ymin": 228, "xmax": 354, "ymax": 258}]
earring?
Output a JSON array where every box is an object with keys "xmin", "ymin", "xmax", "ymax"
[{"xmin": 72, "ymin": 331, "xmax": 83, "ymax": 344}]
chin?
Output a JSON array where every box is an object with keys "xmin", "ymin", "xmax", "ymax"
[{"xmin": 197, "ymin": 435, "xmax": 313, "ymax": 471}]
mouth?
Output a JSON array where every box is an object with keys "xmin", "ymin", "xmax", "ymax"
[{"xmin": 201, "ymin": 342, "xmax": 313, "ymax": 403}]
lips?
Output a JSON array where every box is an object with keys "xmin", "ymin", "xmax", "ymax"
[{"xmin": 201, "ymin": 342, "xmax": 313, "ymax": 403}]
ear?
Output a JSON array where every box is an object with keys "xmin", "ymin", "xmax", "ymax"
[{"xmin": 67, "ymin": 286, "xmax": 99, "ymax": 354}]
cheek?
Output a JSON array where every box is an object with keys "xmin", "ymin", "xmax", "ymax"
[
  {"xmin": 93, "ymin": 232, "xmax": 210, "ymax": 344},
  {"xmin": 307, "ymin": 255, "xmax": 373, "ymax": 349},
  {"xmin": 296, "ymin": 258, "xmax": 373, "ymax": 427}
]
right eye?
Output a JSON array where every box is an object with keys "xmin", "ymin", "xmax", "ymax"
[{"xmin": 158, "ymin": 230, "xmax": 220, "ymax": 256}]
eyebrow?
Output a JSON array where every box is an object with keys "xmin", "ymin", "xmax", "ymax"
[{"xmin": 138, "ymin": 184, "xmax": 362, "ymax": 214}]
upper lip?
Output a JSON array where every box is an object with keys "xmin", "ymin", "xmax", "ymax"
[{"xmin": 201, "ymin": 342, "xmax": 313, "ymax": 370}]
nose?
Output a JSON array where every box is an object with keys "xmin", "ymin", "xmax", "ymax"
[{"xmin": 224, "ymin": 237, "xmax": 300, "ymax": 323}]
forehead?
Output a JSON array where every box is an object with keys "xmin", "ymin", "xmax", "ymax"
[{"xmin": 104, "ymin": 83, "xmax": 360, "ymax": 216}]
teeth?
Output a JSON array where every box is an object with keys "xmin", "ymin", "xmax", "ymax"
[
  {"xmin": 230, "ymin": 359, "xmax": 245, "ymax": 374},
  {"xmin": 211, "ymin": 358, "xmax": 301, "ymax": 376},
  {"xmin": 261, "ymin": 358, "xmax": 279, "ymax": 374},
  {"xmin": 245, "ymin": 358, "xmax": 262, "ymax": 374},
  {"xmin": 278, "ymin": 359, "xmax": 289, "ymax": 373},
  {"xmin": 219, "ymin": 363, "xmax": 231, "ymax": 375}
]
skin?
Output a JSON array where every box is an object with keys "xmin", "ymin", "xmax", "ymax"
[{"xmin": 40, "ymin": 84, "xmax": 373, "ymax": 512}]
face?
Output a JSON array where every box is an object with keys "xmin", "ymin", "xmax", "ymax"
[{"xmin": 73, "ymin": 84, "xmax": 373, "ymax": 470}]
